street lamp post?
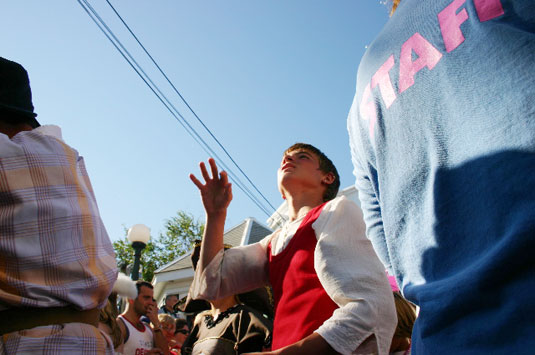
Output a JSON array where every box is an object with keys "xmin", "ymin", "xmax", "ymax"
[{"xmin": 127, "ymin": 224, "xmax": 151, "ymax": 281}]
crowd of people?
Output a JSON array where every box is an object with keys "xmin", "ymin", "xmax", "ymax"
[{"xmin": 1, "ymin": 0, "xmax": 533, "ymax": 354}]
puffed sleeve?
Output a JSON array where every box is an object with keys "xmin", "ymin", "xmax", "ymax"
[
  {"xmin": 313, "ymin": 196, "xmax": 397, "ymax": 355},
  {"xmin": 190, "ymin": 235, "xmax": 273, "ymax": 300}
]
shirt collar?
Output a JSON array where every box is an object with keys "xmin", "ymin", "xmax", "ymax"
[{"xmin": 33, "ymin": 125, "xmax": 63, "ymax": 141}]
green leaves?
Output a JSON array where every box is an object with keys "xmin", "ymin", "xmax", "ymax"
[{"xmin": 113, "ymin": 211, "xmax": 204, "ymax": 282}]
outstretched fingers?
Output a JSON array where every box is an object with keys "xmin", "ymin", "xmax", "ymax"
[
  {"xmin": 190, "ymin": 158, "xmax": 229, "ymax": 188},
  {"xmin": 208, "ymin": 158, "xmax": 219, "ymax": 180},
  {"xmin": 199, "ymin": 161, "xmax": 211, "ymax": 182},
  {"xmin": 189, "ymin": 173, "xmax": 204, "ymax": 189},
  {"xmin": 219, "ymin": 169, "xmax": 229, "ymax": 185}
]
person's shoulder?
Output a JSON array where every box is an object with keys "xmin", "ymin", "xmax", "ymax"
[
  {"xmin": 32, "ymin": 125, "xmax": 63, "ymax": 140},
  {"xmin": 194, "ymin": 310, "xmax": 210, "ymax": 325},
  {"xmin": 325, "ymin": 195, "xmax": 359, "ymax": 213},
  {"xmin": 313, "ymin": 195, "xmax": 363, "ymax": 232},
  {"xmin": 1, "ymin": 125, "xmax": 67, "ymax": 157},
  {"xmin": 116, "ymin": 315, "xmax": 128, "ymax": 339}
]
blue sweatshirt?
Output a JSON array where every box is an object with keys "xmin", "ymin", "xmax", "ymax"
[{"xmin": 348, "ymin": 0, "xmax": 535, "ymax": 353}]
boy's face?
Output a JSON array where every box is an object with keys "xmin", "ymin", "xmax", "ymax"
[{"xmin": 277, "ymin": 149, "xmax": 333, "ymax": 198}]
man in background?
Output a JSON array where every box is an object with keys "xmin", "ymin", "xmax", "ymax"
[
  {"xmin": 158, "ymin": 294, "xmax": 186, "ymax": 320},
  {"xmin": 118, "ymin": 281, "xmax": 168, "ymax": 355}
]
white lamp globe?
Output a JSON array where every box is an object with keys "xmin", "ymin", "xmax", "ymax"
[{"xmin": 127, "ymin": 224, "xmax": 151, "ymax": 244}]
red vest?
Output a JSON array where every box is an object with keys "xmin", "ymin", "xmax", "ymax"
[{"xmin": 268, "ymin": 203, "xmax": 338, "ymax": 350}]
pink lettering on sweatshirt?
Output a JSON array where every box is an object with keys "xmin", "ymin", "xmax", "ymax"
[
  {"xmin": 438, "ymin": 0, "xmax": 469, "ymax": 53},
  {"xmin": 360, "ymin": 82, "xmax": 378, "ymax": 138},
  {"xmin": 360, "ymin": 0, "xmax": 505, "ymax": 138},
  {"xmin": 399, "ymin": 33, "xmax": 443, "ymax": 94},
  {"xmin": 474, "ymin": 0, "xmax": 504, "ymax": 22},
  {"xmin": 372, "ymin": 55, "xmax": 397, "ymax": 108}
]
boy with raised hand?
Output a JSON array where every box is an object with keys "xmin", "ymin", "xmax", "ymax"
[{"xmin": 190, "ymin": 143, "xmax": 396, "ymax": 354}]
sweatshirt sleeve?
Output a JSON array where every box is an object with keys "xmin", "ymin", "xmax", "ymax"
[{"xmin": 348, "ymin": 113, "xmax": 393, "ymax": 273}]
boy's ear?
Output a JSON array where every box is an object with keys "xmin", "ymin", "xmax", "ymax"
[{"xmin": 322, "ymin": 172, "xmax": 335, "ymax": 186}]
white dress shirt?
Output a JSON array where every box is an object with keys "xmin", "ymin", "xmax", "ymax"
[{"xmin": 190, "ymin": 196, "xmax": 396, "ymax": 354}]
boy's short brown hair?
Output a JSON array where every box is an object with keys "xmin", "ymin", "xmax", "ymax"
[{"xmin": 284, "ymin": 143, "xmax": 340, "ymax": 202}]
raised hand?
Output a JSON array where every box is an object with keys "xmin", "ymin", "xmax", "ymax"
[
  {"xmin": 190, "ymin": 158, "xmax": 233, "ymax": 216},
  {"xmin": 146, "ymin": 303, "xmax": 159, "ymax": 326}
]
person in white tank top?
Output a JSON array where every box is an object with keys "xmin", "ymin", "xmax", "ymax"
[
  {"xmin": 117, "ymin": 281, "xmax": 168, "ymax": 355},
  {"xmin": 119, "ymin": 314, "xmax": 154, "ymax": 354}
]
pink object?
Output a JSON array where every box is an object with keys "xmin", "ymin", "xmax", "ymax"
[
  {"xmin": 359, "ymin": 82, "xmax": 378, "ymax": 138},
  {"xmin": 474, "ymin": 0, "xmax": 505, "ymax": 22},
  {"xmin": 399, "ymin": 32, "xmax": 443, "ymax": 94},
  {"xmin": 386, "ymin": 272, "xmax": 400, "ymax": 292},
  {"xmin": 372, "ymin": 55, "xmax": 397, "ymax": 108},
  {"xmin": 438, "ymin": 0, "xmax": 469, "ymax": 53}
]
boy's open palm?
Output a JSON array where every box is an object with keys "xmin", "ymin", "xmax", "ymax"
[{"xmin": 190, "ymin": 158, "xmax": 233, "ymax": 215}]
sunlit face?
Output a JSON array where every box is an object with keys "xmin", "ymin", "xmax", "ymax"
[
  {"xmin": 133, "ymin": 286, "xmax": 154, "ymax": 316},
  {"xmin": 277, "ymin": 149, "xmax": 328, "ymax": 198}
]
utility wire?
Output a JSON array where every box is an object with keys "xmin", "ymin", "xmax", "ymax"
[
  {"xmin": 81, "ymin": 0, "xmax": 272, "ymax": 218},
  {"xmin": 77, "ymin": 0, "xmax": 274, "ymax": 218},
  {"xmin": 103, "ymin": 0, "xmax": 282, "ymax": 216}
]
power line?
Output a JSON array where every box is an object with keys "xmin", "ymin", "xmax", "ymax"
[
  {"xmin": 103, "ymin": 0, "xmax": 281, "ymax": 215},
  {"xmin": 77, "ymin": 0, "xmax": 275, "ymax": 218}
]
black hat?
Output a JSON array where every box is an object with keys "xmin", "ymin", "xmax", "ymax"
[
  {"xmin": 0, "ymin": 57, "xmax": 40, "ymax": 127},
  {"xmin": 182, "ymin": 240, "xmax": 274, "ymax": 319}
]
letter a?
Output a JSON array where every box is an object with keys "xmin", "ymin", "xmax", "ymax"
[{"xmin": 398, "ymin": 33, "xmax": 443, "ymax": 94}]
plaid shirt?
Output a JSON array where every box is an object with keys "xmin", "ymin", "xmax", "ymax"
[{"xmin": 0, "ymin": 125, "xmax": 117, "ymax": 311}]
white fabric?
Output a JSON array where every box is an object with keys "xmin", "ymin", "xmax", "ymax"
[
  {"xmin": 33, "ymin": 124, "xmax": 63, "ymax": 139},
  {"xmin": 119, "ymin": 316, "xmax": 153, "ymax": 355},
  {"xmin": 190, "ymin": 196, "xmax": 397, "ymax": 355}
]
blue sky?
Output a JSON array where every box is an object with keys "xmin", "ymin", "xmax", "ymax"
[{"xmin": 1, "ymin": 1, "xmax": 390, "ymax": 241}]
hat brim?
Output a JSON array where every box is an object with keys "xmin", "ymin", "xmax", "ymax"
[
  {"xmin": 0, "ymin": 103, "xmax": 37, "ymax": 118},
  {"xmin": 0, "ymin": 104, "xmax": 39, "ymax": 128},
  {"xmin": 181, "ymin": 293, "xmax": 210, "ymax": 313}
]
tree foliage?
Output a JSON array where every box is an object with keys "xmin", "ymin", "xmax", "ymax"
[{"xmin": 113, "ymin": 211, "xmax": 204, "ymax": 282}]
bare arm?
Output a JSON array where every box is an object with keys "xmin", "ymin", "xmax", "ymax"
[
  {"xmin": 146, "ymin": 304, "xmax": 169, "ymax": 355},
  {"xmin": 190, "ymin": 158, "xmax": 233, "ymax": 269},
  {"xmin": 245, "ymin": 332, "xmax": 337, "ymax": 355}
]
